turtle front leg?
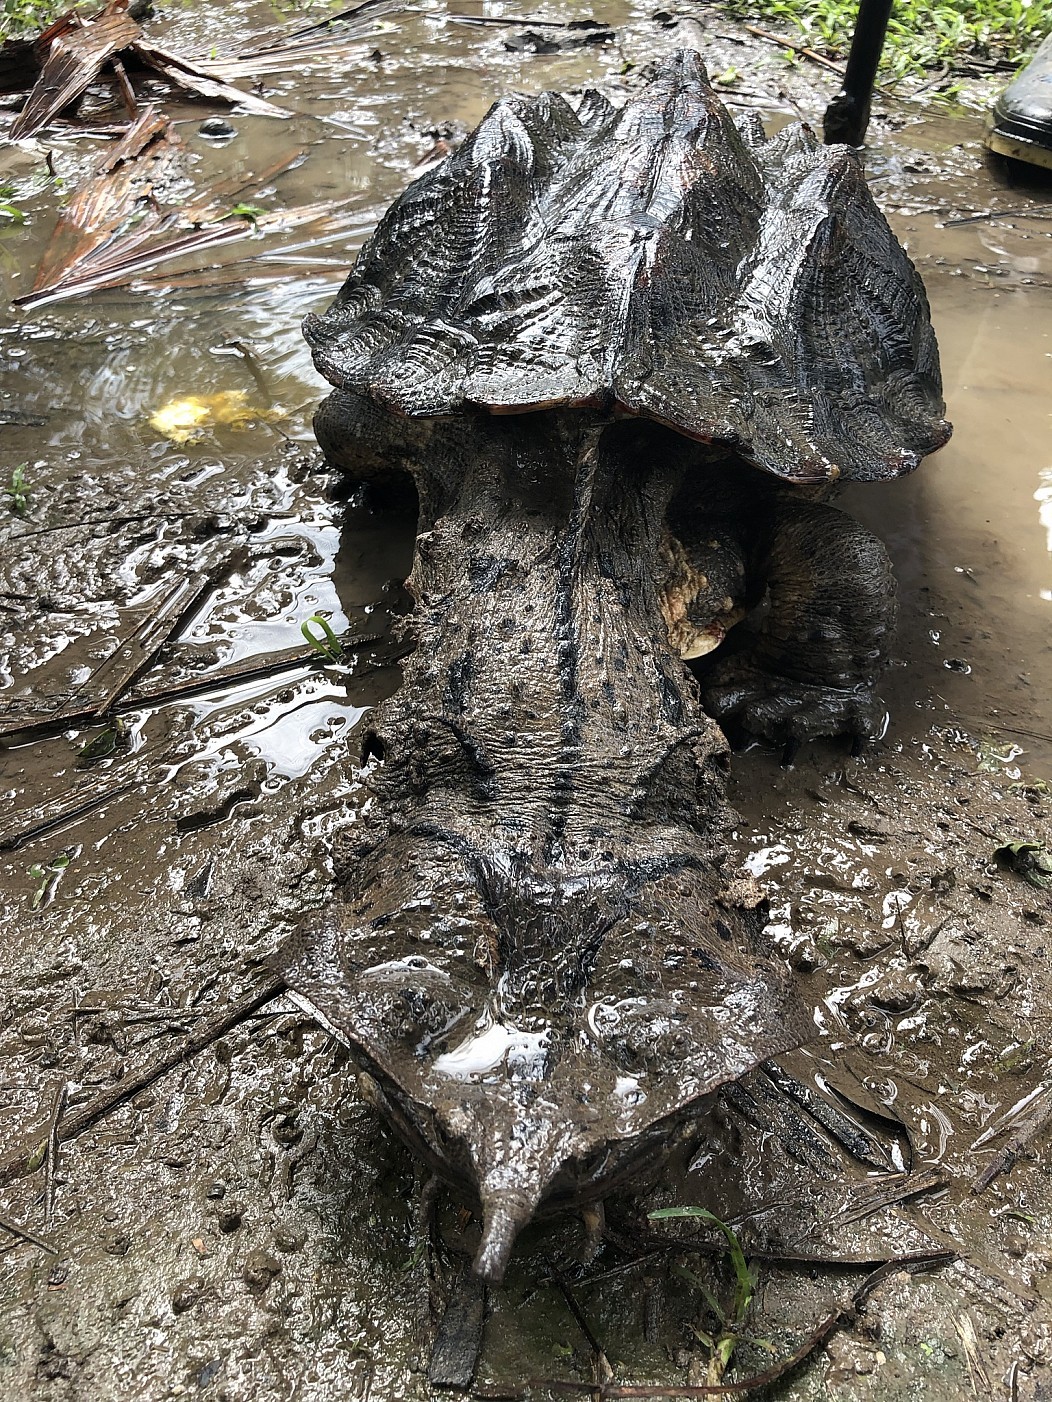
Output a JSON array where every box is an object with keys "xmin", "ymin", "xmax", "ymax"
[{"xmin": 694, "ymin": 502, "xmax": 896, "ymax": 758}]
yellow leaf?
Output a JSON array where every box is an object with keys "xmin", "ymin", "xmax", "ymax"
[{"xmin": 149, "ymin": 390, "xmax": 284, "ymax": 444}]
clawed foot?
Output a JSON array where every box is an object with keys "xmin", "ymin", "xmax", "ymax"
[{"xmin": 698, "ymin": 657, "xmax": 888, "ymax": 764}]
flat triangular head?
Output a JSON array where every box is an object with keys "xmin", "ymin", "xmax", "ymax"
[{"xmin": 281, "ymin": 842, "xmax": 810, "ymax": 1281}]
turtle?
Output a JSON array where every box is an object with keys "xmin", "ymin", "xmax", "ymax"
[
  {"xmin": 306, "ymin": 48, "xmax": 949, "ymax": 756},
  {"xmin": 280, "ymin": 49, "xmax": 951, "ymax": 1282}
]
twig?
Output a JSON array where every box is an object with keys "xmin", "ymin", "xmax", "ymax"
[
  {"xmin": 0, "ymin": 1211, "xmax": 58, "ymax": 1255},
  {"xmin": 947, "ymin": 717, "xmax": 1052, "ymax": 747},
  {"xmin": 446, "ymin": 13, "xmax": 571, "ymax": 28},
  {"xmin": 238, "ymin": 0, "xmax": 401, "ymax": 56},
  {"xmin": 838, "ymin": 1167, "xmax": 948, "ymax": 1225},
  {"xmin": 944, "ymin": 204, "xmax": 1052, "ymax": 227},
  {"xmin": 971, "ymin": 1084, "xmax": 1052, "ymax": 1194},
  {"xmin": 908, "ymin": 62, "xmax": 950, "ymax": 98},
  {"xmin": 50, "ymin": 550, "xmax": 237, "ymax": 723},
  {"xmin": 44, "ymin": 1082, "xmax": 68, "ymax": 1229},
  {"xmin": 222, "ymin": 339, "xmax": 272, "ymax": 405},
  {"xmin": 741, "ymin": 24, "xmax": 896, "ymax": 100},
  {"xmin": 7, "ymin": 511, "xmax": 234, "ymax": 540},
  {"xmin": 474, "ymin": 1253, "xmax": 955, "ymax": 1399},
  {"xmin": 0, "ymin": 977, "xmax": 286, "ymax": 1194},
  {"xmin": 15, "ymin": 223, "xmax": 248, "ymax": 311},
  {"xmin": 0, "ymin": 632, "xmax": 396, "ymax": 746},
  {"xmin": 0, "ymin": 776, "xmax": 135, "ymax": 853},
  {"xmin": 550, "ymin": 1262, "xmax": 614, "ymax": 1385},
  {"xmin": 129, "ymin": 41, "xmax": 290, "ymax": 118},
  {"xmin": 109, "ymin": 55, "xmax": 137, "ymax": 119},
  {"xmin": 621, "ymin": 1229, "xmax": 955, "ymax": 1274},
  {"xmin": 760, "ymin": 1060, "xmax": 902, "ymax": 1173},
  {"xmin": 743, "ymin": 24, "xmax": 845, "ymax": 76}
]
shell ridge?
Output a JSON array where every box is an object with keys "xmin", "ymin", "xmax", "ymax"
[{"xmin": 306, "ymin": 49, "xmax": 948, "ymax": 476}]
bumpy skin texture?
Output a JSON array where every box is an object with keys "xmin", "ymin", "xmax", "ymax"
[
  {"xmin": 305, "ymin": 50, "xmax": 949, "ymax": 483},
  {"xmin": 697, "ymin": 503, "xmax": 897, "ymax": 749},
  {"xmin": 285, "ymin": 54, "xmax": 952, "ymax": 1280},
  {"xmin": 283, "ymin": 411, "xmax": 812, "ymax": 1280},
  {"xmin": 661, "ymin": 481, "xmax": 898, "ymax": 748}
]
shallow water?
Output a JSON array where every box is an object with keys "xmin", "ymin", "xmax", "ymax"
[
  {"xmin": 848, "ymin": 123, "xmax": 1052, "ymax": 772},
  {"xmin": 2, "ymin": 5, "xmax": 1048, "ymax": 779},
  {"xmin": 2, "ymin": 4, "xmax": 1052, "ymax": 1399}
]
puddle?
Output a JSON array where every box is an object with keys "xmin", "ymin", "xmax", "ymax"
[{"xmin": 1, "ymin": 4, "xmax": 1051, "ymax": 1399}]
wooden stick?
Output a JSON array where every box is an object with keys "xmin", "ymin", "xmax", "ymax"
[
  {"xmin": 743, "ymin": 23, "xmax": 845, "ymax": 76},
  {"xmin": 110, "ymin": 55, "xmax": 138, "ymax": 120},
  {"xmin": 44, "ymin": 1082, "xmax": 68, "ymax": 1229},
  {"xmin": 0, "ymin": 977, "xmax": 287, "ymax": 1194},
  {"xmin": 0, "ymin": 1211, "xmax": 58, "ymax": 1256},
  {"xmin": 972, "ymin": 1084, "xmax": 1052, "ymax": 1194},
  {"xmin": 0, "ymin": 632, "xmax": 394, "ymax": 746}
]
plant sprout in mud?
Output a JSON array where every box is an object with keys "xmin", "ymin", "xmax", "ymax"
[
  {"xmin": 76, "ymin": 719, "xmax": 130, "ymax": 766},
  {"xmin": 0, "ymin": 183, "xmax": 26, "ymax": 224},
  {"xmin": 210, "ymin": 203, "xmax": 268, "ymax": 229},
  {"xmin": 28, "ymin": 852, "xmax": 73, "ymax": 911},
  {"xmin": 300, "ymin": 614, "xmax": 343, "ymax": 661},
  {"xmin": 725, "ymin": 0, "xmax": 1052, "ymax": 78},
  {"xmin": 650, "ymin": 1207, "xmax": 757, "ymax": 1383},
  {"xmin": 5, "ymin": 464, "xmax": 29, "ymax": 515}
]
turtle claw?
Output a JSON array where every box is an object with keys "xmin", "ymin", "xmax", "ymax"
[{"xmin": 699, "ymin": 656, "xmax": 887, "ymax": 755}]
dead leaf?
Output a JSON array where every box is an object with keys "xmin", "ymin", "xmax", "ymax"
[
  {"xmin": 8, "ymin": 1, "xmax": 288, "ymax": 143},
  {"xmin": 10, "ymin": 9, "xmax": 140, "ymax": 141},
  {"xmin": 149, "ymin": 390, "xmax": 285, "ymax": 443}
]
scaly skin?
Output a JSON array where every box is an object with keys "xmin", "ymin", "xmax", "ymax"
[{"xmin": 281, "ymin": 405, "xmax": 811, "ymax": 1280}]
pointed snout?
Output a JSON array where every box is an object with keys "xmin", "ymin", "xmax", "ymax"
[{"xmin": 473, "ymin": 1181, "xmax": 544, "ymax": 1283}]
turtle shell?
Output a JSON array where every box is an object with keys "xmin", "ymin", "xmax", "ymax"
[{"xmin": 304, "ymin": 50, "xmax": 950, "ymax": 483}]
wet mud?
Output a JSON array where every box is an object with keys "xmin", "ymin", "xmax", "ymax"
[{"xmin": 1, "ymin": 3, "xmax": 1051, "ymax": 1399}]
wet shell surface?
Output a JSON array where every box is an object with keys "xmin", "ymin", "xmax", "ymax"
[{"xmin": 305, "ymin": 49, "xmax": 950, "ymax": 483}]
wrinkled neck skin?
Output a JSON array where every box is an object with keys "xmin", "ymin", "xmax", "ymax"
[
  {"xmin": 284, "ymin": 410, "xmax": 808, "ymax": 1281},
  {"xmin": 381, "ymin": 414, "xmax": 727, "ymax": 864}
]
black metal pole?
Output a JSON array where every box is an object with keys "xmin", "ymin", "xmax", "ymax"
[{"xmin": 823, "ymin": 0, "xmax": 894, "ymax": 146}]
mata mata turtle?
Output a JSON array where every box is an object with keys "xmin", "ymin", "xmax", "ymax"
[{"xmin": 282, "ymin": 50, "xmax": 950, "ymax": 1280}]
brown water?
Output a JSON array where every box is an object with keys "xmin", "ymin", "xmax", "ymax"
[
  {"xmin": 2, "ymin": 4, "xmax": 1052, "ymax": 1399},
  {"xmin": 851, "ymin": 122, "xmax": 1052, "ymax": 772}
]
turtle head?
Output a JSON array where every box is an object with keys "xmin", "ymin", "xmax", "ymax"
[{"xmin": 279, "ymin": 851, "xmax": 808, "ymax": 1282}]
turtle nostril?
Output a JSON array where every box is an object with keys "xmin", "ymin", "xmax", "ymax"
[{"xmin": 361, "ymin": 731, "xmax": 385, "ymax": 763}]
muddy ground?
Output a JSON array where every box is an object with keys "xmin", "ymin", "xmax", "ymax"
[{"xmin": 1, "ymin": 2, "xmax": 1051, "ymax": 1399}]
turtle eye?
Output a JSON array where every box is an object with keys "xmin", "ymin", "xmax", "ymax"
[
  {"xmin": 399, "ymin": 986, "xmax": 436, "ymax": 1025},
  {"xmin": 588, "ymin": 997, "xmax": 697, "ymax": 1075},
  {"xmin": 383, "ymin": 984, "xmax": 468, "ymax": 1053},
  {"xmin": 570, "ymin": 1145, "xmax": 613, "ymax": 1190},
  {"xmin": 357, "ymin": 963, "xmax": 475, "ymax": 1060},
  {"xmin": 373, "ymin": 981, "xmax": 476, "ymax": 1054}
]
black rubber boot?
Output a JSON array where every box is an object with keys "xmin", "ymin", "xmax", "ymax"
[{"xmin": 985, "ymin": 32, "xmax": 1052, "ymax": 171}]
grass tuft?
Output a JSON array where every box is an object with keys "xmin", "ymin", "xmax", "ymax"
[
  {"xmin": 5, "ymin": 464, "xmax": 30, "ymax": 516},
  {"xmin": 649, "ymin": 1206, "xmax": 756, "ymax": 1382},
  {"xmin": 301, "ymin": 613, "xmax": 343, "ymax": 661},
  {"xmin": 725, "ymin": 0, "xmax": 1052, "ymax": 79},
  {"xmin": 1, "ymin": 0, "xmax": 77, "ymax": 39}
]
